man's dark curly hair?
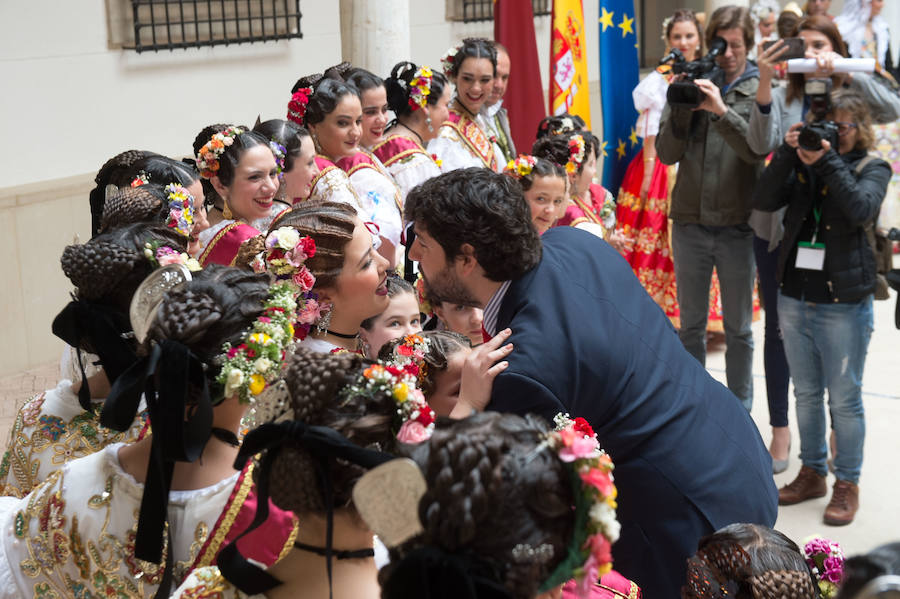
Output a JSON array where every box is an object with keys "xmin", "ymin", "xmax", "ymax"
[{"xmin": 404, "ymin": 168, "xmax": 541, "ymax": 281}]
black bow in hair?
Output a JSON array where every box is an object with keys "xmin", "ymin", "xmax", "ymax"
[
  {"xmin": 381, "ymin": 545, "xmax": 514, "ymax": 599},
  {"xmin": 217, "ymin": 420, "xmax": 394, "ymax": 599}
]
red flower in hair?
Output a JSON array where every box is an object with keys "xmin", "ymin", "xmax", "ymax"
[
  {"xmin": 573, "ymin": 417, "xmax": 594, "ymax": 438},
  {"xmin": 416, "ymin": 405, "xmax": 435, "ymax": 426},
  {"xmin": 298, "ymin": 236, "xmax": 316, "ymax": 259},
  {"xmin": 287, "ymin": 88, "xmax": 313, "ymax": 125}
]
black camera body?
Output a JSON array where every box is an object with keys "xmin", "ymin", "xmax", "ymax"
[
  {"xmin": 661, "ymin": 37, "xmax": 727, "ymax": 108},
  {"xmin": 798, "ymin": 79, "xmax": 840, "ymax": 151}
]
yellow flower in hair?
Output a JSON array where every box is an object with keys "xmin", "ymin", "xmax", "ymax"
[
  {"xmin": 249, "ymin": 333, "xmax": 272, "ymax": 346},
  {"xmin": 393, "ymin": 383, "xmax": 409, "ymax": 403},
  {"xmin": 249, "ymin": 374, "xmax": 266, "ymax": 396},
  {"xmin": 566, "ymin": 161, "xmax": 577, "ymax": 174}
]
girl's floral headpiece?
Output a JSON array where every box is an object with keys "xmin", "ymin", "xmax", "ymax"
[
  {"xmin": 566, "ymin": 135, "xmax": 586, "ymax": 175},
  {"xmin": 197, "ymin": 126, "xmax": 244, "ymax": 179},
  {"xmin": 269, "ymin": 140, "xmax": 287, "ymax": 176},
  {"xmin": 131, "ymin": 171, "xmax": 150, "ymax": 187},
  {"xmin": 143, "ymin": 239, "xmax": 201, "ymax": 272},
  {"xmin": 287, "ymin": 87, "xmax": 313, "ymax": 126},
  {"xmin": 249, "ymin": 226, "xmax": 330, "ymax": 340},
  {"xmin": 803, "ymin": 536, "xmax": 844, "ymax": 599},
  {"xmin": 539, "ymin": 413, "xmax": 619, "ymax": 598},
  {"xmin": 386, "ymin": 333, "xmax": 432, "ymax": 385},
  {"xmin": 217, "ymin": 281, "xmax": 299, "ymax": 404},
  {"xmin": 504, "ymin": 155, "xmax": 538, "ymax": 179},
  {"xmin": 441, "ymin": 44, "xmax": 462, "ymax": 76},
  {"xmin": 407, "ymin": 65, "xmax": 434, "ymax": 111},
  {"xmin": 163, "ymin": 183, "xmax": 195, "ymax": 238},
  {"xmin": 342, "ymin": 362, "xmax": 435, "ymax": 445}
]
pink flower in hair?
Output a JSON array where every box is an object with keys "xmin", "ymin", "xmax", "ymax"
[
  {"xmin": 557, "ymin": 427, "xmax": 598, "ymax": 462},
  {"xmin": 396, "ymin": 420, "xmax": 431, "ymax": 444},
  {"xmin": 296, "ymin": 299, "xmax": 322, "ymax": 325},
  {"xmin": 292, "ymin": 266, "xmax": 316, "ymax": 292}
]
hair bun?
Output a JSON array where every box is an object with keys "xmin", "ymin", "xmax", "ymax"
[
  {"xmin": 61, "ymin": 241, "xmax": 143, "ymax": 301},
  {"xmin": 149, "ymin": 288, "xmax": 224, "ymax": 346},
  {"xmin": 100, "ymin": 186, "xmax": 165, "ymax": 233},
  {"xmin": 234, "ymin": 233, "xmax": 266, "ymax": 270}
]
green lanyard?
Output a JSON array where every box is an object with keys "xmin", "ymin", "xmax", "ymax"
[{"xmin": 799, "ymin": 194, "xmax": 826, "ymax": 250}]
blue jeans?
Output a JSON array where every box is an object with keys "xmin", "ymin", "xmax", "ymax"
[
  {"xmin": 671, "ymin": 222, "xmax": 755, "ymax": 410},
  {"xmin": 753, "ymin": 236, "xmax": 790, "ymax": 427},
  {"xmin": 778, "ymin": 293, "xmax": 873, "ymax": 484}
]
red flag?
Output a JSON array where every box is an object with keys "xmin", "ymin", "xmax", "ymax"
[{"xmin": 494, "ymin": 0, "xmax": 546, "ymax": 154}]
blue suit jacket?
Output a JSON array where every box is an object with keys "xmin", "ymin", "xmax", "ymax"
[{"xmin": 489, "ymin": 227, "xmax": 777, "ymax": 596}]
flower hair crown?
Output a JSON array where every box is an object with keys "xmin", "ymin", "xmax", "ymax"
[
  {"xmin": 163, "ymin": 183, "xmax": 195, "ymax": 238},
  {"xmin": 440, "ymin": 44, "xmax": 462, "ymax": 76},
  {"xmin": 566, "ymin": 135, "xmax": 586, "ymax": 175},
  {"xmin": 217, "ymin": 281, "xmax": 299, "ymax": 404},
  {"xmin": 803, "ymin": 536, "xmax": 844, "ymax": 598},
  {"xmin": 341, "ymin": 353, "xmax": 435, "ymax": 445},
  {"xmin": 387, "ymin": 333, "xmax": 432, "ymax": 385},
  {"xmin": 249, "ymin": 226, "xmax": 329, "ymax": 340},
  {"xmin": 540, "ymin": 413, "xmax": 619, "ymax": 598},
  {"xmin": 504, "ymin": 155, "xmax": 538, "ymax": 179},
  {"xmin": 287, "ymin": 87, "xmax": 313, "ymax": 126},
  {"xmin": 407, "ymin": 65, "xmax": 434, "ymax": 111},
  {"xmin": 143, "ymin": 239, "xmax": 201, "ymax": 272},
  {"xmin": 197, "ymin": 126, "xmax": 244, "ymax": 179}
]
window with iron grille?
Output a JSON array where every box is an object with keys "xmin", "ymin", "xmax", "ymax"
[
  {"xmin": 117, "ymin": 0, "xmax": 302, "ymax": 52},
  {"xmin": 447, "ymin": 0, "xmax": 551, "ymax": 23}
]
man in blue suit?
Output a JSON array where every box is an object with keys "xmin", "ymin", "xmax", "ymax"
[{"xmin": 406, "ymin": 168, "xmax": 778, "ymax": 598}]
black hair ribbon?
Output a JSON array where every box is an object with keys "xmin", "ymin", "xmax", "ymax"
[
  {"xmin": 381, "ymin": 545, "xmax": 514, "ymax": 599},
  {"xmin": 217, "ymin": 420, "xmax": 394, "ymax": 599}
]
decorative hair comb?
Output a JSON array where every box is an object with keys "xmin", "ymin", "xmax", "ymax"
[
  {"xmin": 352, "ymin": 458, "xmax": 426, "ymax": 547},
  {"xmin": 129, "ymin": 263, "xmax": 193, "ymax": 344}
]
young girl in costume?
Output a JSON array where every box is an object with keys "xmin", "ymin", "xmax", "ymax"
[
  {"xmin": 289, "ymin": 65, "xmax": 403, "ymax": 266},
  {"xmin": 347, "ymin": 68, "xmax": 390, "ymax": 151},
  {"xmin": 376, "ymin": 412, "xmax": 639, "ymax": 599},
  {"xmin": 375, "ymin": 61, "xmax": 451, "ymax": 205},
  {"xmin": 359, "ymin": 274, "xmax": 422, "ymax": 359},
  {"xmin": 429, "ymin": 38, "xmax": 505, "ymax": 173},
  {"xmin": 253, "ymin": 119, "xmax": 320, "ymax": 209},
  {"xmin": 193, "ymin": 125, "xmax": 281, "ymax": 266},
  {"xmin": 236, "ymin": 200, "xmax": 391, "ymax": 355},
  {"xmin": 0, "ymin": 222, "xmax": 185, "ymax": 499},
  {"xmin": 171, "ymin": 347, "xmax": 434, "ymax": 599},
  {"xmin": 504, "ymin": 155, "xmax": 568, "ymax": 235}
]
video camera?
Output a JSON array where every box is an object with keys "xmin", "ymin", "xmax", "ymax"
[
  {"xmin": 797, "ymin": 78, "xmax": 840, "ymax": 151},
  {"xmin": 660, "ymin": 37, "xmax": 727, "ymax": 108}
]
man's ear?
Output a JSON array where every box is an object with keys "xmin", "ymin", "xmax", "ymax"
[
  {"xmin": 456, "ymin": 243, "xmax": 479, "ymax": 276},
  {"xmin": 433, "ymin": 303, "xmax": 446, "ymax": 322}
]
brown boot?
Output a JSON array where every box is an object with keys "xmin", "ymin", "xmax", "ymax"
[
  {"xmin": 778, "ymin": 466, "xmax": 827, "ymax": 505},
  {"xmin": 824, "ymin": 480, "xmax": 859, "ymax": 526}
]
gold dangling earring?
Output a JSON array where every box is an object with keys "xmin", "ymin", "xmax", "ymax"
[
  {"xmin": 222, "ymin": 198, "xmax": 233, "ymax": 220},
  {"xmin": 311, "ymin": 131, "xmax": 321, "ymax": 154}
]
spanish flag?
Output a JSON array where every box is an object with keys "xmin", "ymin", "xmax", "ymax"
[{"xmin": 549, "ymin": 0, "xmax": 591, "ymax": 128}]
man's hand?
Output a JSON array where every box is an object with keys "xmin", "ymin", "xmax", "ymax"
[
  {"xmin": 449, "ymin": 328, "xmax": 514, "ymax": 419},
  {"xmin": 797, "ymin": 139, "xmax": 830, "ymax": 165},
  {"xmin": 693, "ymin": 79, "xmax": 728, "ymax": 117},
  {"xmin": 784, "ymin": 122, "xmax": 804, "ymax": 149}
]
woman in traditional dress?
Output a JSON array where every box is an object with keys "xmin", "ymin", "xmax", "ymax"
[
  {"xmin": 615, "ymin": 10, "xmax": 703, "ymax": 325},
  {"xmin": 236, "ymin": 200, "xmax": 391, "ymax": 355},
  {"xmin": 253, "ymin": 119, "xmax": 320, "ymax": 209},
  {"xmin": 374, "ymin": 61, "xmax": 450, "ymax": 206},
  {"xmin": 289, "ymin": 66, "xmax": 403, "ymax": 266},
  {"xmin": 172, "ymin": 348, "xmax": 434, "ymax": 599},
  {"xmin": 751, "ymin": 15, "xmax": 900, "ymax": 471},
  {"xmin": 347, "ymin": 68, "xmax": 390, "ymax": 151},
  {"xmin": 193, "ymin": 125, "xmax": 281, "ymax": 267},
  {"xmin": 429, "ymin": 37, "xmax": 503, "ymax": 173},
  {"xmin": 0, "ymin": 222, "xmax": 185, "ymax": 499}
]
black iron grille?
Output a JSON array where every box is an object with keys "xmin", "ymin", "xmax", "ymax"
[{"xmin": 462, "ymin": 0, "xmax": 551, "ymax": 23}]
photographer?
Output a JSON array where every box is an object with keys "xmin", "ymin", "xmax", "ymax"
[
  {"xmin": 656, "ymin": 5, "xmax": 767, "ymax": 411},
  {"xmin": 754, "ymin": 89, "xmax": 890, "ymax": 526},
  {"xmin": 748, "ymin": 15, "xmax": 900, "ymax": 475}
]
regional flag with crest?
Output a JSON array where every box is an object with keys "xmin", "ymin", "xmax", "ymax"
[
  {"xmin": 598, "ymin": 0, "xmax": 639, "ymax": 193},
  {"xmin": 550, "ymin": 0, "xmax": 591, "ymax": 128}
]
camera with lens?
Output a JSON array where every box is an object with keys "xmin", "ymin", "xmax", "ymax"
[
  {"xmin": 660, "ymin": 37, "xmax": 727, "ymax": 108},
  {"xmin": 798, "ymin": 79, "xmax": 840, "ymax": 151}
]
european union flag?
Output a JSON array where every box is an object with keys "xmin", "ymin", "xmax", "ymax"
[{"xmin": 598, "ymin": 0, "xmax": 640, "ymax": 194}]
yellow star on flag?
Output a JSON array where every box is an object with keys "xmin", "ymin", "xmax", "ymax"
[
  {"xmin": 616, "ymin": 139, "xmax": 627, "ymax": 158},
  {"xmin": 618, "ymin": 13, "xmax": 634, "ymax": 38},
  {"xmin": 601, "ymin": 140, "xmax": 609, "ymax": 158},
  {"xmin": 599, "ymin": 7, "xmax": 615, "ymax": 33},
  {"xmin": 629, "ymin": 127, "xmax": 639, "ymax": 147}
]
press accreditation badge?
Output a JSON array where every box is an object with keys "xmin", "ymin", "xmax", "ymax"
[{"xmin": 795, "ymin": 242, "xmax": 825, "ymax": 271}]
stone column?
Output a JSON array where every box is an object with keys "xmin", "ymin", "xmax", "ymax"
[
  {"xmin": 339, "ymin": 0, "xmax": 411, "ymax": 76},
  {"xmin": 705, "ymin": 0, "xmax": 749, "ymax": 14}
]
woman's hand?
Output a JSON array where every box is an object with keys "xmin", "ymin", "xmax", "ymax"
[
  {"xmin": 607, "ymin": 229, "xmax": 627, "ymax": 253},
  {"xmin": 450, "ymin": 328, "xmax": 513, "ymax": 418},
  {"xmin": 640, "ymin": 172, "xmax": 653, "ymax": 201},
  {"xmin": 797, "ymin": 139, "xmax": 830, "ymax": 165},
  {"xmin": 757, "ymin": 40, "xmax": 789, "ymax": 84},
  {"xmin": 810, "ymin": 51, "xmax": 842, "ymax": 78},
  {"xmin": 784, "ymin": 122, "xmax": 804, "ymax": 149}
]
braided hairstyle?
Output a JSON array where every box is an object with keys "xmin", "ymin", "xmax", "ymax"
[
  {"xmin": 385, "ymin": 61, "xmax": 450, "ymax": 120},
  {"xmin": 378, "ymin": 330, "xmax": 471, "ymax": 398},
  {"xmin": 534, "ymin": 113, "xmax": 585, "ymax": 141},
  {"xmin": 89, "ymin": 149, "xmax": 159, "ymax": 238},
  {"xmin": 130, "ymin": 154, "xmax": 200, "ymax": 188},
  {"xmin": 253, "ymin": 118, "xmax": 310, "ymax": 174},
  {"xmin": 292, "ymin": 63, "xmax": 360, "ymax": 127},
  {"xmin": 444, "ymin": 37, "xmax": 497, "ymax": 79},
  {"xmin": 145, "ymin": 264, "xmax": 270, "ymax": 401},
  {"xmin": 838, "ymin": 543, "xmax": 900, "ymax": 599},
  {"xmin": 235, "ymin": 200, "xmax": 357, "ymax": 289},
  {"xmin": 266, "ymin": 347, "xmax": 398, "ymax": 514},
  {"xmin": 99, "ymin": 185, "xmax": 172, "ymax": 234},
  {"xmin": 383, "ymin": 412, "xmax": 574, "ymax": 599},
  {"xmin": 532, "ymin": 130, "xmax": 597, "ymax": 175},
  {"xmin": 682, "ymin": 523, "xmax": 818, "ymax": 599}
]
